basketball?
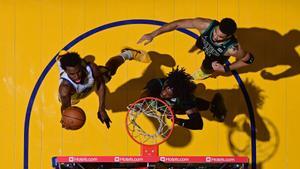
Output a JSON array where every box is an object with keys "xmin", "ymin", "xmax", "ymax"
[{"xmin": 62, "ymin": 106, "xmax": 86, "ymax": 130}]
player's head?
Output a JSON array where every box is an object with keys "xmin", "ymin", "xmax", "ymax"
[
  {"xmin": 214, "ymin": 18, "xmax": 237, "ymax": 42},
  {"xmin": 160, "ymin": 67, "xmax": 196, "ymax": 99},
  {"xmin": 59, "ymin": 52, "xmax": 84, "ymax": 84}
]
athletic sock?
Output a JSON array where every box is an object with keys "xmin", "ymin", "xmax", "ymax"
[{"xmin": 120, "ymin": 50, "xmax": 133, "ymax": 61}]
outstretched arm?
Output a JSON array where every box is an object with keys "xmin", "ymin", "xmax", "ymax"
[
  {"xmin": 59, "ymin": 82, "xmax": 74, "ymax": 114},
  {"xmin": 95, "ymin": 79, "xmax": 111, "ymax": 128},
  {"xmin": 59, "ymin": 82, "xmax": 77, "ymax": 129},
  {"xmin": 96, "ymin": 79, "xmax": 106, "ymax": 115},
  {"xmin": 137, "ymin": 18, "xmax": 212, "ymax": 45},
  {"xmin": 261, "ymin": 66, "xmax": 300, "ymax": 80},
  {"xmin": 90, "ymin": 62, "xmax": 107, "ymax": 113},
  {"xmin": 90, "ymin": 62, "xmax": 112, "ymax": 128}
]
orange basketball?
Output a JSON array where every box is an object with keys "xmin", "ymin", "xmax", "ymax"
[{"xmin": 62, "ymin": 106, "xmax": 86, "ymax": 130}]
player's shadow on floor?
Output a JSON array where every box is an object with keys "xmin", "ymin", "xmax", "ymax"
[
  {"xmin": 227, "ymin": 116, "xmax": 279, "ymax": 169},
  {"xmin": 195, "ymin": 79, "xmax": 270, "ymax": 141},
  {"xmin": 105, "ymin": 51, "xmax": 176, "ymax": 112},
  {"xmin": 232, "ymin": 28, "xmax": 300, "ymax": 80},
  {"xmin": 197, "ymin": 79, "xmax": 278, "ymax": 142},
  {"xmin": 167, "ymin": 79, "xmax": 279, "ymax": 169},
  {"xmin": 167, "ymin": 79, "xmax": 270, "ymax": 144}
]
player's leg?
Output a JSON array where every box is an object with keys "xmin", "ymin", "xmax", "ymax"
[
  {"xmin": 194, "ymin": 97, "xmax": 210, "ymax": 111},
  {"xmin": 121, "ymin": 47, "xmax": 150, "ymax": 63},
  {"xmin": 192, "ymin": 57, "xmax": 214, "ymax": 80},
  {"xmin": 102, "ymin": 48, "xmax": 150, "ymax": 78}
]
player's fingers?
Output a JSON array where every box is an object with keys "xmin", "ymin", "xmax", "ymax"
[
  {"xmin": 98, "ymin": 114, "xmax": 104, "ymax": 123},
  {"xmin": 105, "ymin": 121, "xmax": 110, "ymax": 128}
]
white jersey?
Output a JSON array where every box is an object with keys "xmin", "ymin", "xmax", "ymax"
[{"xmin": 58, "ymin": 61, "xmax": 96, "ymax": 102}]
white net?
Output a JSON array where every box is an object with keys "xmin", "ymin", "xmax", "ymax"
[{"xmin": 126, "ymin": 97, "xmax": 174, "ymax": 145}]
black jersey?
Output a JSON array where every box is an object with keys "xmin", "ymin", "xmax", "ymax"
[{"xmin": 144, "ymin": 78, "xmax": 204, "ymax": 112}]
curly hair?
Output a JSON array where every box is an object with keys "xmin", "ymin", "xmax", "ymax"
[
  {"xmin": 165, "ymin": 66, "xmax": 196, "ymax": 99},
  {"xmin": 59, "ymin": 52, "xmax": 82, "ymax": 70}
]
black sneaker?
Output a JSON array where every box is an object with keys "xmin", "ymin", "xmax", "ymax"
[{"xmin": 210, "ymin": 93, "xmax": 227, "ymax": 122}]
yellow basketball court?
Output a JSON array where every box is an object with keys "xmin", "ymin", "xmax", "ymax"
[{"xmin": 1, "ymin": 0, "xmax": 300, "ymax": 168}]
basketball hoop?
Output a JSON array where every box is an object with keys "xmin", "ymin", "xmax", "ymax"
[{"xmin": 126, "ymin": 97, "xmax": 175, "ymax": 156}]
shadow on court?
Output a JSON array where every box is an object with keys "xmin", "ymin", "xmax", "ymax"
[
  {"xmin": 229, "ymin": 28, "xmax": 300, "ymax": 80},
  {"xmin": 164, "ymin": 79, "xmax": 279, "ymax": 169},
  {"xmin": 105, "ymin": 51, "xmax": 176, "ymax": 111},
  {"xmin": 102, "ymin": 27, "xmax": 295, "ymax": 168}
]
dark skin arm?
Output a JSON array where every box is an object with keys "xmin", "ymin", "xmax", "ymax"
[
  {"xmin": 89, "ymin": 62, "xmax": 112, "ymax": 128},
  {"xmin": 59, "ymin": 81, "xmax": 75, "ymax": 114},
  {"xmin": 59, "ymin": 81, "xmax": 76, "ymax": 129}
]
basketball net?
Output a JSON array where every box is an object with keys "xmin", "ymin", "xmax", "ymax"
[{"xmin": 126, "ymin": 97, "xmax": 175, "ymax": 157}]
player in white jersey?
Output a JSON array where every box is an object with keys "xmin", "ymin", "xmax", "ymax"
[{"xmin": 57, "ymin": 48, "xmax": 150, "ymax": 128}]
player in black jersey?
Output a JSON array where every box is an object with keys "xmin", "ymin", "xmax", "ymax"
[
  {"xmin": 138, "ymin": 18, "xmax": 254, "ymax": 80},
  {"xmin": 141, "ymin": 67, "xmax": 227, "ymax": 130}
]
